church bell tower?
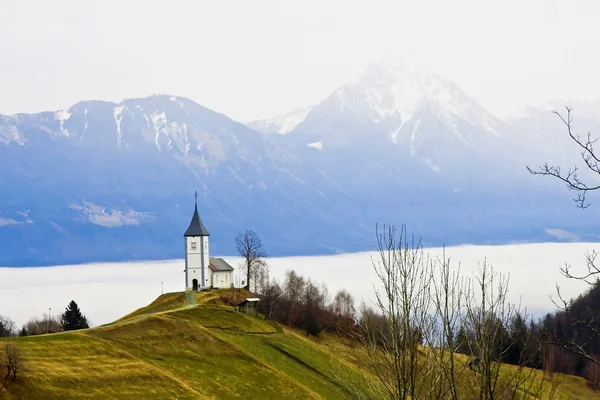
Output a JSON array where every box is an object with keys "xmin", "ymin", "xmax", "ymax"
[{"xmin": 184, "ymin": 192, "xmax": 210, "ymax": 291}]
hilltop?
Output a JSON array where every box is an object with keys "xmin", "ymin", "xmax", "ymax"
[{"xmin": 0, "ymin": 289, "xmax": 597, "ymax": 399}]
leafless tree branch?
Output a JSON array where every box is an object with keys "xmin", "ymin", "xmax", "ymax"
[{"xmin": 527, "ymin": 107, "xmax": 600, "ymax": 208}]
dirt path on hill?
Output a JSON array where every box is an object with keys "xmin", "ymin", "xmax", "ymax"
[{"xmin": 185, "ymin": 291, "xmax": 197, "ymax": 305}]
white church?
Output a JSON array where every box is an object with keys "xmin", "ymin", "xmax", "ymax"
[{"xmin": 184, "ymin": 195, "xmax": 234, "ymax": 291}]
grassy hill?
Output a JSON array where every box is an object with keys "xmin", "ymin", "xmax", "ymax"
[{"xmin": 0, "ymin": 289, "xmax": 597, "ymax": 399}]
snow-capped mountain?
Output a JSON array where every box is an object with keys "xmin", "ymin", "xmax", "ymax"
[
  {"xmin": 0, "ymin": 95, "xmax": 331, "ymax": 266},
  {"xmin": 288, "ymin": 61, "xmax": 515, "ymax": 184},
  {"xmin": 294, "ymin": 61, "xmax": 503, "ymax": 135},
  {"xmin": 1, "ymin": 67, "xmax": 599, "ymax": 267},
  {"xmin": 247, "ymin": 106, "xmax": 313, "ymax": 134}
]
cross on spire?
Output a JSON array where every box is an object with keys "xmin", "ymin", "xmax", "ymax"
[{"xmin": 194, "ymin": 191, "xmax": 198, "ymax": 208}]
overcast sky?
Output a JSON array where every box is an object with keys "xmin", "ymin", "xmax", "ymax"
[{"xmin": 1, "ymin": 0, "xmax": 599, "ymax": 121}]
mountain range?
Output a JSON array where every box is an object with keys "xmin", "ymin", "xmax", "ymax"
[{"xmin": 2, "ymin": 60, "xmax": 600, "ymax": 267}]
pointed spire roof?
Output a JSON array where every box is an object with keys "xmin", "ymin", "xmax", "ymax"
[{"xmin": 184, "ymin": 192, "xmax": 210, "ymax": 237}]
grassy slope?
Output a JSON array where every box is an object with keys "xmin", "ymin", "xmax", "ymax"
[{"xmin": 1, "ymin": 290, "xmax": 598, "ymax": 399}]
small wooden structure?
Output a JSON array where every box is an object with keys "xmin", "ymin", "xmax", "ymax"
[{"xmin": 236, "ymin": 298, "xmax": 260, "ymax": 315}]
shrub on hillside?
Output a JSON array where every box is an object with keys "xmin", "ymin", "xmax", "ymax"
[
  {"xmin": 22, "ymin": 315, "xmax": 62, "ymax": 336},
  {"xmin": 0, "ymin": 316, "xmax": 16, "ymax": 337},
  {"xmin": 2, "ymin": 343, "xmax": 23, "ymax": 382},
  {"xmin": 252, "ymin": 267, "xmax": 357, "ymax": 337}
]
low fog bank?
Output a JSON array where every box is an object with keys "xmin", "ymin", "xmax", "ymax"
[{"xmin": 0, "ymin": 242, "xmax": 595, "ymax": 328}]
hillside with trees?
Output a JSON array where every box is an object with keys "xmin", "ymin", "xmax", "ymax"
[
  {"xmin": 2, "ymin": 224, "xmax": 600, "ymax": 398},
  {"xmin": 0, "ymin": 277, "xmax": 597, "ymax": 399}
]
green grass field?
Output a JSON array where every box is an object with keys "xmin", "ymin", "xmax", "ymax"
[{"xmin": 1, "ymin": 289, "xmax": 597, "ymax": 399}]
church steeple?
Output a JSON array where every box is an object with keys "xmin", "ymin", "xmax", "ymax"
[{"xmin": 184, "ymin": 191, "xmax": 210, "ymax": 237}]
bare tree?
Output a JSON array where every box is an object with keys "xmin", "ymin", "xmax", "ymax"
[
  {"xmin": 283, "ymin": 270, "xmax": 305, "ymax": 327},
  {"xmin": 261, "ymin": 281, "xmax": 282, "ymax": 320},
  {"xmin": 0, "ymin": 316, "xmax": 16, "ymax": 337},
  {"xmin": 540, "ymin": 278, "xmax": 600, "ymax": 372},
  {"xmin": 250, "ymin": 261, "xmax": 282, "ymax": 321},
  {"xmin": 3, "ymin": 343, "xmax": 23, "ymax": 381},
  {"xmin": 235, "ymin": 230, "xmax": 266, "ymax": 291},
  {"xmin": 527, "ymin": 107, "xmax": 600, "ymax": 209},
  {"xmin": 333, "ymin": 289, "xmax": 356, "ymax": 332},
  {"xmin": 539, "ymin": 346, "xmax": 566, "ymax": 400},
  {"xmin": 585, "ymin": 353, "xmax": 600, "ymax": 389},
  {"xmin": 354, "ymin": 224, "xmax": 435, "ymax": 400},
  {"xmin": 427, "ymin": 249, "xmax": 469, "ymax": 400},
  {"xmin": 528, "ymin": 107, "xmax": 600, "ymax": 378},
  {"xmin": 337, "ymin": 225, "xmax": 546, "ymax": 400},
  {"xmin": 22, "ymin": 314, "xmax": 62, "ymax": 336},
  {"xmin": 461, "ymin": 262, "xmax": 541, "ymax": 399},
  {"xmin": 302, "ymin": 279, "xmax": 328, "ymax": 336},
  {"xmin": 251, "ymin": 259, "xmax": 270, "ymax": 295}
]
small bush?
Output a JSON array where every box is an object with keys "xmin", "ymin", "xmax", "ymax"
[{"xmin": 3, "ymin": 343, "xmax": 23, "ymax": 382}]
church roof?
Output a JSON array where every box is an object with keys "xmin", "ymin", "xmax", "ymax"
[
  {"xmin": 184, "ymin": 203, "xmax": 210, "ymax": 237},
  {"xmin": 209, "ymin": 257, "xmax": 234, "ymax": 272}
]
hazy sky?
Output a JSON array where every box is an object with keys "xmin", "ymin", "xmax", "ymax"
[{"xmin": 1, "ymin": 0, "xmax": 599, "ymax": 121}]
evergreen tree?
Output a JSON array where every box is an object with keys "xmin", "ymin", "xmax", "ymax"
[
  {"xmin": 506, "ymin": 312, "xmax": 529, "ymax": 366},
  {"xmin": 61, "ymin": 300, "xmax": 89, "ymax": 331},
  {"xmin": 455, "ymin": 326, "xmax": 472, "ymax": 355}
]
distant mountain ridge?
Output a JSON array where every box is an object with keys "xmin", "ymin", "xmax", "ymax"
[
  {"xmin": 287, "ymin": 62, "xmax": 511, "ymax": 176},
  {"xmin": 247, "ymin": 105, "xmax": 313, "ymax": 134},
  {"xmin": 1, "ymin": 62, "xmax": 600, "ymax": 267}
]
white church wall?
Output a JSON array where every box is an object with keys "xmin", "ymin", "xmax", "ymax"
[
  {"xmin": 186, "ymin": 236, "xmax": 215, "ymax": 288},
  {"xmin": 186, "ymin": 237, "xmax": 200, "ymax": 254},
  {"xmin": 186, "ymin": 236, "xmax": 204, "ymax": 289},
  {"xmin": 206, "ymin": 268, "xmax": 213, "ymax": 288},
  {"xmin": 212, "ymin": 271, "xmax": 233, "ymax": 289},
  {"xmin": 188, "ymin": 269, "xmax": 201, "ymax": 290},
  {"xmin": 186, "ymin": 253, "xmax": 202, "ymax": 269},
  {"xmin": 201, "ymin": 237, "xmax": 209, "ymax": 265},
  {"xmin": 201, "ymin": 237, "xmax": 210, "ymax": 287}
]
